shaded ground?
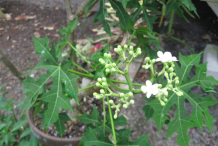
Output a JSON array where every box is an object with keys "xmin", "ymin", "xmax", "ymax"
[{"xmin": 0, "ymin": 0, "xmax": 218, "ymax": 146}]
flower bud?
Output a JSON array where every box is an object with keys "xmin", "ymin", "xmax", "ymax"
[
  {"xmin": 123, "ymin": 104, "xmax": 128, "ymax": 108},
  {"xmin": 171, "ymin": 64, "xmax": 175, "ymax": 68},
  {"xmin": 175, "ymin": 80, "xmax": 180, "ymax": 85},
  {"xmin": 145, "ymin": 57, "xmax": 150, "ymax": 62},
  {"xmin": 129, "ymin": 51, "xmax": 134, "ymax": 55},
  {"xmin": 102, "ymin": 77, "xmax": 106, "ymax": 82},
  {"xmin": 111, "ymin": 68, "xmax": 116, "ymax": 72},
  {"xmin": 163, "ymin": 97, "xmax": 168, "ymax": 102},
  {"xmin": 158, "ymin": 84, "xmax": 162, "ymax": 88},
  {"xmin": 124, "ymin": 45, "xmax": 128, "ymax": 49},
  {"xmin": 106, "ymin": 68, "xmax": 111, "ymax": 73},
  {"xmin": 97, "ymin": 78, "xmax": 102, "ymax": 82},
  {"xmin": 151, "ymin": 59, "xmax": 156, "ymax": 64},
  {"xmin": 96, "ymin": 82, "xmax": 101, "ymax": 87},
  {"xmin": 129, "ymin": 99, "xmax": 135, "ymax": 105},
  {"xmin": 96, "ymin": 95, "xmax": 101, "ymax": 99},
  {"xmin": 168, "ymin": 67, "xmax": 174, "ymax": 73},
  {"xmin": 100, "ymin": 60, "xmax": 106, "ymax": 65},
  {"xmin": 142, "ymin": 65, "xmax": 150, "ymax": 69},
  {"xmin": 160, "ymin": 100, "xmax": 165, "ymax": 106},
  {"xmin": 104, "ymin": 53, "xmax": 108, "ymax": 57},
  {"xmin": 100, "ymin": 89, "xmax": 105, "ymax": 94},
  {"xmin": 99, "ymin": 58, "xmax": 103, "ymax": 62},
  {"xmin": 112, "ymin": 63, "xmax": 116, "ymax": 67},
  {"xmin": 174, "ymin": 77, "xmax": 179, "ymax": 81},
  {"xmin": 93, "ymin": 92, "xmax": 97, "ymax": 96},
  {"xmin": 118, "ymin": 45, "xmax": 122, "ymax": 49},
  {"xmin": 109, "ymin": 100, "xmax": 114, "ymax": 104},
  {"xmin": 102, "ymin": 82, "xmax": 107, "ymax": 87},
  {"xmin": 120, "ymin": 93, "xmax": 125, "ymax": 98},
  {"xmin": 105, "ymin": 64, "xmax": 110, "ymax": 68},
  {"xmin": 129, "ymin": 46, "xmax": 133, "ymax": 50},
  {"xmin": 108, "ymin": 54, "xmax": 112, "ymax": 58},
  {"xmin": 163, "ymin": 90, "xmax": 168, "ymax": 96},
  {"xmin": 114, "ymin": 48, "xmax": 119, "ymax": 53},
  {"xmin": 164, "ymin": 72, "xmax": 169, "ymax": 79},
  {"xmin": 128, "ymin": 92, "xmax": 133, "ymax": 97}
]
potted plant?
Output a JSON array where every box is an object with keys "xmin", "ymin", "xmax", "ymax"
[{"xmin": 20, "ymin": 0, "xmax": 218, "ymax": 146}]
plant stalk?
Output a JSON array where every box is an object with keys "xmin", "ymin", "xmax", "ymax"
[
  {"xmin": 68, "ymin": 69, "xmax": 94, "ymax": 78},
  {"xmin": 106, "ymin": 96, "xmax": 117, "ymax": 145}
]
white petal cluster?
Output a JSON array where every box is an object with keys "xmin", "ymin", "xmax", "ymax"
[
  {"xmin": 141, "ymin": 80, "xmax": 160, "ymax": 98},
  {"xmin": 156, "ymin": 51, "xmax": 178, "ymax": 63}
]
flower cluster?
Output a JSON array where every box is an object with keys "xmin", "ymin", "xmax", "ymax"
[{"xmin": 141, "ymin": 51, "xmax": 183, "ymax": 106}]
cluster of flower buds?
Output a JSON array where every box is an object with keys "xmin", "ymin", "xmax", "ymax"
[
  {"xmin": 95, "ymin": 77, "xmax": 108, "ymax": 89},
  {"xmin": 142, "ymin": 57, "xmax": 156, "ymax": 69},
  {"xmin": 99, "ymin": 53, "xmax": 119, "ymax": 74},
  {"xmin": 129, "ymin": 46, "xmax": 142, "ymax": 58},
  {"xmin": 114, "ymin": 45, "xmax": 127, "ymax": 59}
]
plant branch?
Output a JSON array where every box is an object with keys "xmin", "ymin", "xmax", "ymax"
[
  {"xmin": 110, "ymin": 80, "xmax": 143, "ymax": 86},
  {"xmin": 68, "ymin": 69, "xmax": 94, "ymax": 78},
  {"xmin": 79, "ymin": 83, "xmax": 96, "ymax": 91},
  {"xmin": 0, "ymin": 47, "xmax": 24, "ymax": 80},
  {"xmin": 72, "ymin": 61, "xmax": 90, "ymax": 74}
]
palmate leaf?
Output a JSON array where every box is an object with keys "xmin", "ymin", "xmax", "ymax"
[
  {"xmin": 54, "ymin": 113, "xmax": 71, "ymax": 137},
  {"xmin": 22, "ymin": 36, "xmax": 79, "ymax": 126},
  {"xmin": 94, "ymin": 0, "xmax": 111, "ymax": 36},
  {"xmin": 143, "ymin": 53, "xmax": 218, "ymax": 146}
]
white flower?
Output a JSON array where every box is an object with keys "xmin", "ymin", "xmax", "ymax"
[
  {"xmin": 141, "ymin": 80, "xmax": 160, "ymax": 98},
  {"xmin": 156, "ymin": 51, "xmax": 178, "ymax": 62}
]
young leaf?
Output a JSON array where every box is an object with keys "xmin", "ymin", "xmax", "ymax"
[
  {"xmin": 0, "ymin": 123, "xmax": 7, "ymax": 131},
  {"xmin": 120, "ymin": 0, "xmax": 129, "ymax": 9},
  {"xmin": 20, "ymin": 127, "xmax": 32, "ymax": 139},
  {"xmin": 11, "ymin": 120, "xmax": 27, "ymax": 132}
]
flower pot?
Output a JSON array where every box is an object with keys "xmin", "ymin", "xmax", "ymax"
[{"xmin": 26, "ymin": 109, "xmax": 81, "ymax": 146}]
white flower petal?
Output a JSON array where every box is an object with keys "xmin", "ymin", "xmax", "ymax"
[
  {"xmin": 156, "ymin": 58, "xmax": 161, "ymax": 62},
  {"xmin": 147, "ymin": 92, "xmax": 152, "ymax": 98},
  {"xmin": 172, "ymin": 56, "xmax": 178, "ymax": 61},
  {"xmin": 152, "ymin": 88, "xmax": 160, "ymax": 95},
  {"xmin": 157, "ymin": 51, "xmax": 163, "ymax": 58},
  {"xmin": 141, "ymin": 86, "xmax": 148, "ymax": 93},
  {"xmin": 164, "ymin": 52, "xmax": 172, "ymax": 58},
  {"xmin": 146, "ymin": 80, "xmax": 152, "ymax": 86}
]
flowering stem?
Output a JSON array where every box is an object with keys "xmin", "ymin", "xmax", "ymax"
[
  {"xmin": 150, "ymin": 66, "xmax": 156, "ymax": 83},
  {"xmin": 72, "ymin": 62, "xmax": 90, "ymax": 74},
  {"xmin": 106, "ymin": 96, "xmax": 117, "ymax": 145},
  {"xmin": 68, "ymin": 69, "xmax": 94, "ymax": 78},
  {"xmin": 133, "ymin": 89, "xmax": 143, "ymax": 94},
  {"xmin": 67, "ymin": 42, "xmax": 94, "ymax": 68},
  {"xmin": 102, "ymin": 95, "xmax": 106, "ymax": 136},
  {"xmin": 79, "ymin": 84, "xmax": 96, "ymax": 91},
  {"xmin": 107, "ymin": 79, "xmax": 129, "ymax": 93}
]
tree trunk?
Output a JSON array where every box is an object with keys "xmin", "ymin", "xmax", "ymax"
[{"xmin": 0, "ymin": 47, "xmax": 24, "ymax": 80}]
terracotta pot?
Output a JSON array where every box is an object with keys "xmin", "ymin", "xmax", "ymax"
[{"xmin": 26, "ymin": 109, "xmax": 81, "ymax": 146}]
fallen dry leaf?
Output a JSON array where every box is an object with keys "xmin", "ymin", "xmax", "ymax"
[
  {"xmin": 14, "ymin": 15, "xmax": 36, "ymax": 21},
  {"xmin": 202, "ymin": 34, "xmax": 212, "ymax": 42},
  {"xmin": 7, "ymin": 35, "xmax": 10, "ymax": 40},
  {"xmin": 43, "ymin": 26, "xmax": 54, "ymax": 30}
]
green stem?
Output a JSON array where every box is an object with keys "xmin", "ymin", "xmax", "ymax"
[
  {"xmin": 150, "ymin": 65, "xmax": 156, "ymax": 83},
  {"xmin": 110, "ymin": 80, "xmax": 143, "ymax": 86},
  {"xmin": 67, "ymin": 42, "xmax": 94, "ymax": 68},
  {"xmin": 182, "ymin": 4, "xmax": 195, "ymax": 18},
  {"xmin": 102, "ymin": 95, "xmax": 106, "ymax": 136},
  {"xmin": 168, "ymin": 11, "xmax": 174, "ymax": 36},
  {"xmin": 72, "ymin": 62, "xmax": 89, "ymax": 74},
  {"xmin": 79, "ymin": 84, "xmax": 96, "ymax": 91},
  {"xmin": 107, "ymin": 79, "xmax": 129, "ymax": 93},
  {"xmin": 105, "ymin": 93, "xmax": 120, "ymax": 97},
  {"xmin": 68, "ymin": 69, "xmax": 94, "ymax": 78},
  {"xmin": 106, "ymin": 96, "xmax": 117, "ymax": 145},
  {"xmin": 133, "ymin": 89, "xmax": 143, "ymax": 94}
]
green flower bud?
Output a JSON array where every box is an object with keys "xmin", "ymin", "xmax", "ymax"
[
  {"xmin": 104, "ymin": 53, "xmax": 108, "ymax": 57},
  {"xmin": 96, "ymin": 82, "xmax": 101, "ymax": 87},
  {"xmin": 108, "ymin": 54, "xmax": 112, "ymax": 58},
  {"xmin": 175, "ymin": 80, "xmax": 180, "ymax": 85},
  {"xmin": 102, "ymin": 82, "xmax": 107, "ymax": 87},
  {"xmin": 106, "ymin": 68, "xmax": 111, "ymax": 73},
  {"xmin": 171, "ymin": 64, "xmax": 175, "ymax": 68},
  {"xmin": 151, "ymin": 59, "xmax": 156, "ymax": 64},
  {"xmin": 99, "ymin": 58, "xmax": 103, "ymax": 62},
  {"xmin": 163, "ymin": 90, "xmax": 168, "ymax": 96},
  {"xmin": 129, "ymin": 51, "xmax": 134, "ymax": 55},
  {"xmin": 105, "ymin": 64, "xmax": 110, "ymax": 68},
  {"xmin": 124, "ymin": 45, "xmax": 128, "ymax": 49},
  {"xmin": 164, "ymin": 72, "xmax": 169, "ymax": 79},
  {"xmin": 100, "ymin": 89, "xmax": 105, "ymax": 94},
  {"xmin": 114, "ymin": 48, "xmax": 119, "ymax": 53},
  {"xmin": 129, "ymin": 99, "xmax": 135, "ymax": 105},
  {"xmin": 168, "ymin": 67, "xmax": 174, "ymax": 73},
  {"xmin": 160, "ymin": 100, "xmax": 165, "ymax": 106},
  {"xmin": 123, "ymin": 104, "xmax": 128, "ymax": 108},
  {"xmin": 112, "ymin": 63, "xmax": 116, "ymax": 67},
  {"xmin": 163, "ymin": 97, "xmax": 168, "ymax": 102},
  {"xmin": 100, "ymin": 60, "xmax": 106, "ymax": 65},
  {"xmin": 145, "ymin": 57, "xmax": 150, "ymax": 62},
  {"xmin": 158, "ymin": 84, "xmax": 162, "ymax": 88},
  {"xmin": 128, "ymin": 92, "xmax": 133, "ymax": 97},
  {"xmin": 118, "ymin": 45, "xmax": 122, "ymax": 49},
  {"xmin": 111, "ymin": 68, "xmax": 116, "ymax": 72},
  {"xmin": 130, "ymin": 46, "xmax": 133, "ymax": 50},
  {"xmin": 102, "ymin": 77, "xmax": 106, "ymax": 82},
  {"xmin": 174, "ymin": 77, "xmax": 179, "ymax": 81},
  {"xmin": 165, "ymin": 65, "xmax": 169, "ymax": 69},
  {"xmin": 120, "ymin": 93, "xmax": 125, "ymax": 98},
  {"xmin": 142, "ymin": 65, "xmax": 150, "ymax": 69},
  {"xmin": 93, "ymin": 92, "xmax": 98, "ymax": 96},
  {"xmin": 97, "ymin": 78, "xmax": 102, "ymax": 82},
  {"xmin": 109, "ymin": 100, "xmax": 114, "ymax": 104},
  {"xmin": 96, "ymin": 95, "xmax": 101, "ymax": 99}
]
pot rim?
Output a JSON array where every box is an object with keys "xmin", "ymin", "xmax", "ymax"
[{"xmin": 26, "ymin": 109, "xmax": 82, "ymax": 142}]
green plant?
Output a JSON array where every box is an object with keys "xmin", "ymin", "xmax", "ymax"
[
  {"xmin": 0, "ymin": 85, "xmax": 37, "ymax": 146},
  {"xmin": 20, "ymin": 0, "xmax": 218, "ymax": 146}
]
